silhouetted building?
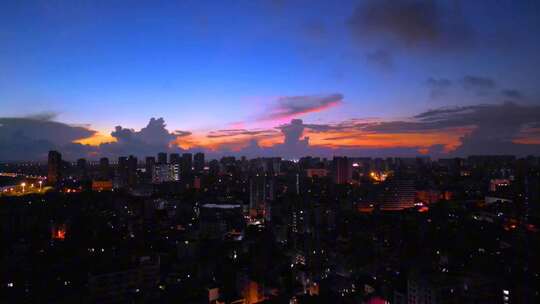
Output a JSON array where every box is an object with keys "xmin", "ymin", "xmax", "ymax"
[
  {"xmin": 99, "ymin": 157, "xmax": 110, "ymax": 180},
  {"xmin": 194, "ymin": 152, "xmax": 205, "ymax": 172},
  {"xmin": 145, "ymin": 156, "xmax": 155, "ymax": 178},
  {"xmin": 117, "ymin": 156, "xmax": 128, "ymax": 186},
  {"xmin": 117, "ymin": 156, "xmax": 138, "ymax": 187},
  {"xmin": 92, "ymin": 180, "xmax": 113, "ymax": 191},
  {"xmin": 379, "ymin": 178, "xmax": 416, "ymax": 211},
  {"xmin": 127, "ymin": 155, "xmax": 138, "ymax": 185},
  {"xmin": 77, "ymin": 158, "xmax": 88, "ymax": 180},
  {"xmin": 249, "ymin": 174, "xmax": 274, "ymax": 219},
  {"xmin": 152, "ymin": 163, "xmax": 179, "ymax": 183},
  {"xmin": 332, "ymin": 156, "xmax": 351, "ymax": 184},
  {"xmin": 170, "ymin": 153, "xmax": 180, "ymax": 165},
  {"xmin": 47, "ymin": 150, "xmax": 62, "ymax": 186},
  {"xmin": 182, "ymin": 153, "xmax": 193, "ymax": 175},
  {"xmin": 157, "ymin": 152, "xmax": 168, "ymax": 164}
]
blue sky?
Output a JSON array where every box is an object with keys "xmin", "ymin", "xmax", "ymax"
[{"xmin": 1, "ymin": 1, "xmax": 540, "ymax": 160}]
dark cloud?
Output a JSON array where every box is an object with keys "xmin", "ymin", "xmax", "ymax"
[
  {"xmin": 462, "ymin": 75, "xmax": 496, "ymax": 94},
  {"xmin": 348, "ymin": 0, "xmax": 474, "ymax": 49},
  {"xmin": 501, "ymin": 89, "xmax": 523, "ymax": 99},
  {"xmin": 0, "ymin": 117, "xmax": 95, "ymax": 147},
  {"xmin": 174, "ymin": 130, "xmax": 192, "ymax": 137},
  {"xmin": 99, "ymin": 117, "xmax": 183, "ymax": 158},
  {"xmin": 0, "ymin": 116, "xmax": 95, "ymax": 161},
  {"xmin": 365, "ymin": 49, "xmax": 393, "ymax": 70},
  {"xmin": 265, "ymin": 93, "xmax": 343, "ymax": 121},
  {"xmin": 24, "ymin": 111, "xmax": 59, "ymax": 121},
  {"xmin": 426, "ymin": 77, "xmax": 452, "ymax": 99},
  {"xmin": 2, "ymin": 103, "xmax": 539, "ymax": 161},
  {"xmin": 111, "ymin": 117, "xmax": 176, "ymax": 146},
  {"xmin": 279, "ymin": 119, "xmax": 309, "ymax": 148},
  {"xmin": 393, "ymin": 102, "xmax": 540, "ymax": 156},
  {"xmin": 290, "ymin": 102, "xmax": 540, "ymax": 157}
]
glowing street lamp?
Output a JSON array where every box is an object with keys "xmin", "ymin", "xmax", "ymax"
[
  {"xmin": 21, "ymin": 182, "xmax": 26, "ymax": 193},
  {"xmin": 38, "ymin": 180, "xmax": 43, "ymax": 191}
]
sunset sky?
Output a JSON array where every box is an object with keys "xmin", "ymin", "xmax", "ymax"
[{"xmin": 1, "ymin": 1, "xmax": 540, "ymax": 160}]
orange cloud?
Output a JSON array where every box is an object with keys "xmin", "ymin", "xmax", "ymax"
[
  {"xmin": 305, "ymin": 126, "xmax": 473, "ymax": 152},
  {"xmin": 74, "ymin": 131, "xmax": 117, "ymax": 146}
]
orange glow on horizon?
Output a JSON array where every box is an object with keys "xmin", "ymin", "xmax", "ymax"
[
  {"xmin": 74, "ymin": 131, "xmax": 117, "ymax": 146},
  {"xmin": 75, "ymin": 121, "xmax": 483, "ymax": 155},
  {"xmin": 171, "ymin": 125, "xmax": 474, "ymax": 153},
  {"xmin": 305, "ymin": 126, "xmax": 474, "ymax": 152}
]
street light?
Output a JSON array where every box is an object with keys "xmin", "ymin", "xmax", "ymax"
[
  {"xmin": 21, "ymin": 182, "xmax": 26, "ymax": 193},
  {"xmin": 38, "ymin": 180, "xmax": 43, "ymax": 191}
]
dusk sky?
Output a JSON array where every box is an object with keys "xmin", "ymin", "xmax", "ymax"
[{"xmin": 1, "ymin": 0, "xmax": 540, "ymax": 160}]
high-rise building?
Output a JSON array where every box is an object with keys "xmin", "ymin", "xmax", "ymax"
[
  {"xmin": 249, "ymin": 174, "xmax": 275, "ymax": 219},
  {"xmin": 378, "ymin": 178, "xmax": 416, "ymax": 211},
  {"xmin": 145, "ymin": 156, "xmax": 155, "ymax": 179},
  {"xmin": 127, "ymin": 155, "xmax": 138, "ymax": 185},
  {"xmin": 169, "ymin": 153, "xmax": 180, "ymax": 165},
  {"xmin": 182, "ymin": 153, "xmax": 193, "ymax": 175},
  {"xmin": 77, "ymin": 158, "xmax": 88, "ymax": 179},
  {"xmin": 117, "ymin": 156, "xmax": 128, "ymax": 186},
  {"xmin": 157, "ymin": 152, "xmax": 168, "ymax": 165},
  {"xmin": 99, "ymin": 157, "xmax": 110, "ymax": 180},
  {"xmin": 194, "ymin": 152, "xmax": 205, "ymax": 172},
  {"xmin": 152, "ymin": 163, "xmax": 179, "ymax": 183},
  {"xmin": 332, "ymin": 156, "xmax": 351, "ymax": 184},
  {"xmin": 47, "ymin": 150, "xmax": 62, "ymax": 186}
]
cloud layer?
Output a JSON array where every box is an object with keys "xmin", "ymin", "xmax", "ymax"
[
  {"xmin": 1, "ymin": 102, "xmax": 539, "ymax": 161},
  {"xmin": 264, "ymin": 94, "xmax": 344, "ymax": 121},
  {"xmin": 348, "ymin": 0, "xmax": 474, "ymax": 50}
]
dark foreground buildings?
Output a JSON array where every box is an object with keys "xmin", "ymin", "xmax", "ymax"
[{"xmin": 1, "ymin": 152, "xmax": 539, "ymax": 303}]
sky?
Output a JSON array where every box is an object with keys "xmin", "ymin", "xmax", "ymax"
[{"xmin": 1, "ymin": 0, "xmax": 540, "ymax": 160}]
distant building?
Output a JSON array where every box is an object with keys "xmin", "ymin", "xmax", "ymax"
[
  {"xmin": 116, "ymin": 156, "xmax": 138, "ymax": 187},
  {"xmin": 88, "ymin": 256, "xmax": 160, "ymax": 303},
  {"xmin": 182, "ymin": 153, "xmax": 193, "ymax": 175},
  {"xmin": 157, "ymin": 152, "xmax": 168, "ymax": 164},
  {"xmin": 378, "ymin": 178, "xmax": 416, "ymax": 211},
  {"xmin": 152, "ymin": 163, "xmax": 179, "ymax": 184},
  {"xmin": 249, "ymin": 174, "xmax": 274, "ymax": 219},
  {"xmin": 117, "ymin": 156, "xmax": 128, "ymax": 186},
  {"xmin": 99, "ymin": 157, "xmax": 110, "ymax": 180},
  {"xmin": 127, "ymin": 155, "xmax": 138, "ymax": 185},
  {"xmin": 145, "ymin": 156, "xmax": 155, "ymax": 178},
  {"xmin": 47, "ymin": 150, "xmax": 62, "ymax": 186},
  {"xmin": 169, "ymin": 153, "xmax": 180, "ymax": 165},
  {"xmin": 489, "ymin": 178, "xmax": 510, "ymax": 192},
  {"xmin": 92, "ymin": 180, "xmax": 113, "ymax": 191},
  {"xmin": 306, "ymin": 168, "xmax": 328, "ymax": 178},
  {"xmin": 332, "ymin": 156, "xmax": 351, "ymax": 184},
  {"xmin": 76, "ymin": 158, "xmax": 88, "ymax": 179},
  {"xmin": 194, "ymin": 152, "xmax": 205, "ymax": 172}
]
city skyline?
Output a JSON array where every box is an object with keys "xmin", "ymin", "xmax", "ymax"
[{"xmin": 1, "ymin": 1, "xmax": 540, "ymax": 160}]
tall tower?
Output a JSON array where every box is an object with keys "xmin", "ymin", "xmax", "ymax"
[
  {"xmin": 169, "ymin": 153, "xmax": 180, "ymax": 165},
  {"xmin": 99, "ymin": 157, "xmax": 110, "ymax": 180},
  {"xmin": 332, "ymin": 156, "xmax": 351, "ymax": 184},
  {"xmin": 194, "ymin": 152, "xmax": 205, "ymax": 172},
  {"xmin": 249, "ymin": 174, "xmax": 275, "ymax": 219},
  {"xmin": 145, "ymin": 156, "xmax": 155, "ymax": 180},
  {"xmin": 47, "ymin": 150, "xmax": 62, "ymax": 186},
  {"xmin": 77, "ymin": 158, "xmax": 88, "ymax": 180},
  {"xmin": 157, "ymin": 152, "xmax": 168, "ymax": 165},
  {"xmin": 182, "ymin": 153, "xmax": 193, "ymax": 175},
  {"xmin": 127, "ymin": 155, "xmax": 138, "ymax": 186}
]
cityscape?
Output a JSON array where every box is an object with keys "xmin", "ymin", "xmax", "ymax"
[
  {"xmin": 1, "ymin": 1, "xmax": 540, "ymax": 303},
  {"xmin": 1, "ymin": 152, "xmax": 539, "ymax": 303}
]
